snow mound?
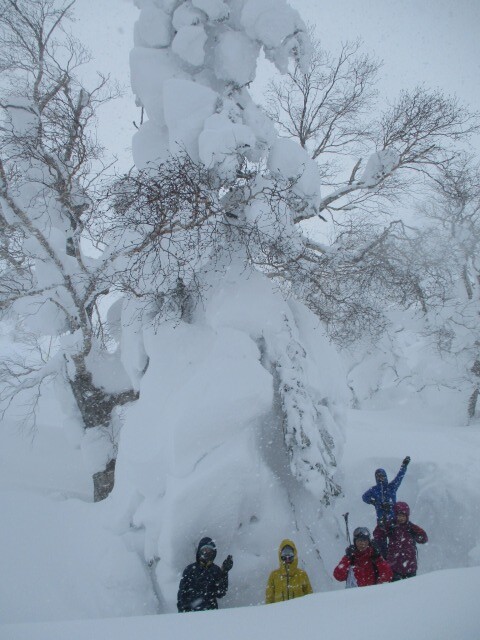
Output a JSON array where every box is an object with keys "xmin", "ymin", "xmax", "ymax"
[
  {"xmin": 2, "ymin": 567, "xmax": 479, "ymax": 640},
  {"xmin": 0, "ymin": 490, "xmax": 157, "ymax": 624}
]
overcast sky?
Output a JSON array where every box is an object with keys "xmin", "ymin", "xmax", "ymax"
[
  {"xmin": 74, "ymin": 0, "xmax": 480, "ymax": 168},
  {"xmin": 302, "ymin": 0, "xmax": 480, "ymax": 103}
]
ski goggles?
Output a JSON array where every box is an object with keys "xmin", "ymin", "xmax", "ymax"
[
  {"xmin": 280, "ymin": 546, "xmax": 295, "ymax": 563},
  {"xmin": 199, "ymin": 545, "xmax": 216, "ymax": 560},
  {"xmin": 353, "ymin": 527, "xmax": 370, "ymax": 540}
]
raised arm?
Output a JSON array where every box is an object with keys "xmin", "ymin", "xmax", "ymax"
[
  {"xmin": 213, "ymin": 565, "xmax": 229, "ymax": 600},
  {"xmin": 389, "ymin": 457, "xmax": 410, "ymax": 492}
]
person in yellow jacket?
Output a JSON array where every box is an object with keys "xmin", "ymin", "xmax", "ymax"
[{"xmin": 265, "ymin": 539, "xmax": 313, "ymax": 603}]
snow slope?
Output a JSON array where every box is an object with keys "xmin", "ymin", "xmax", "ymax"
[
  {"xmin": 0, "ymin": 423, "xmax": 158, "ymax": 625},
  {"xmin": 3, "ymin": 567, "xmax": 479, "ymax": 640}
]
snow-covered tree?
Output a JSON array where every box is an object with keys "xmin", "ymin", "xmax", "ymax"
[
  {"xmin": 108, "ymin": 0, "xmax": 349, "ymax": 609},
  {"xmin": 341, "ymin": 156, "xmax": 480, "ymax": 425},
  {"xmin": 266, "ymin": 34, "xmax": 480, "ymax": 219},
  {"xmin": 263, "ymin": 34, "xmax": 480, "ymax": 344},
  {"xmin": 419, "ymin": 156, "xmax": 480, "ymax": 421},
  {"xmin": 0, "ymin": 0, "xmax": 137, "ymax": 499}
]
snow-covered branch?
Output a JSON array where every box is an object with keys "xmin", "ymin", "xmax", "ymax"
[{"xmin": 266, "ymin": 34, "xmax": 480, "ymax": 221}]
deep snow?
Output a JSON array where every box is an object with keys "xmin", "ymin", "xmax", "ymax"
[
  {"xmin": 2, "ymin": 567, "xmax": 480, "ymax": 640},
  {"xmin": 2, "ymin": 402, "xmax": 480, "ymax": 635},
  {"xmin": 2, "ymin": 0, "xmax": 480, "ymax": 637}
]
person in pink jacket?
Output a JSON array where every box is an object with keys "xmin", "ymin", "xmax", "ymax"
[{"xmin": 373, "ymin": 502, "xmax": 428, "ymax": 581}]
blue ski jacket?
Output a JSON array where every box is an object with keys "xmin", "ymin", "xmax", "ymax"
[{"xmin": 362, "ymin": 463, "xmax": 408, "ymax": 523}]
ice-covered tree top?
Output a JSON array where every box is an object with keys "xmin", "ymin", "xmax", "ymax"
[{"xmin": 130, "ymin": 0, "xmax": 319, "ymax": 206}]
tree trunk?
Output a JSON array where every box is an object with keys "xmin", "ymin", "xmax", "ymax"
[
  {"xmin": 468, "ymin": 387, "xmax": 479, "ymax": 422},
  {"xmin": 69, "ymin": 359, "xmax": 138, "ymax": 500},
  {"xmin": 93, "ymin": 458, "xmax": 116, "ymax": 502},
  {"xmin": 469, "ymin": 356, "xmax": 480, "ymax": 422}
]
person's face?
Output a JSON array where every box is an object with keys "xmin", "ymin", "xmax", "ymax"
[
  {"xmin": 355, "ymin": 537, "xmax": 369, "ymax": 551},
  {"xmin": 280, "ymin": 546, "xmax": 295, "ymax": 565},
  {"xmin": 396, "ymin": 512, "xmax": 408, "ymax": 524},
  {"xmin": 199, "ymin": 546, "xmax": 215, "ymax": 565}
]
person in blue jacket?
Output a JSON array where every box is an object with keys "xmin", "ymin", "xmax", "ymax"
[
  {"xmin": 177, "ymin": 537, "xmax": 233, "ymax": 612},
  {"xmin": 362, "ymin": 457, "xmax": 410, "ymax": 526}
]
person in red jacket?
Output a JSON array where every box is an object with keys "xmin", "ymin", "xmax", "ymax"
[
  {"xmin": 333, "ymin": 526, "xmax": 393, "ymax": 587},
  {"xmin": 373, "ymin": 501, "xmax": 428, "ymax": 581}
]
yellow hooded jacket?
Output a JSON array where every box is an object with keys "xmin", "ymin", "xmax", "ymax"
[{"xmin": 265, "ymin": 539, "xmax": 313, "ymax": 604}]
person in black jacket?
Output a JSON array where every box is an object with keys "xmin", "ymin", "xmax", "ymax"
[{"xmin": 177, "ymin": 537, "xmax": 233, "ymax": 612}]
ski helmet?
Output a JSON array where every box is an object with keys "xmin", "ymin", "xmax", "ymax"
[{"xmin": 353, "ymin": 526, "xmax": 371, "ymax": 541}]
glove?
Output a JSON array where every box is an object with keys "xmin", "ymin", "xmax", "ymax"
[
  {"xmin": 345, "ymin": 545, "xmax": 356, "ymax": 564},
  {"xmin": 221, "ymin": 555, "xmax": 233, "ymax": 573},
  {"xmin": 402, "ymin": 456, "xmax": 410, "ymax": 466}
]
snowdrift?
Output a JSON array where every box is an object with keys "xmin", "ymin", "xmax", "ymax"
[{"xmin": 3, "ymin": 566, "xmax": 479, "ymax": 640}]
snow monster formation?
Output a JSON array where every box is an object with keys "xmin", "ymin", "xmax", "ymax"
[{"xmin": 110, "ymin": 0, "xmax": 348, "ymax": 609}]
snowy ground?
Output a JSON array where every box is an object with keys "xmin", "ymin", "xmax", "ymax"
[
  {"xmin": 1, "ymin": 403, "xmax": 480, "ymax": 637},
  {"xmin": 3, "ymin": 567, "xmax": 480, "ymax": 640}
]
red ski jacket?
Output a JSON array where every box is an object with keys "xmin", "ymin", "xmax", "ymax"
[
  {"xmin": 333, "ymin": 545, "xmax": 393, "ymax": 587},
  {"xmin": 374, "ymin": 521, "xmax": 427, "ymax": 577}
]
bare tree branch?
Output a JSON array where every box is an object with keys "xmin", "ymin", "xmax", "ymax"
[{"xmin": 265, "ymin": 34, "xmax": 480, "ymax": 221}]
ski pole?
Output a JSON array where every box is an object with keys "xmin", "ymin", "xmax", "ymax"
[{"xmin": 343, "ymin": 512, "xmax": 351, "ymax": 545}]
